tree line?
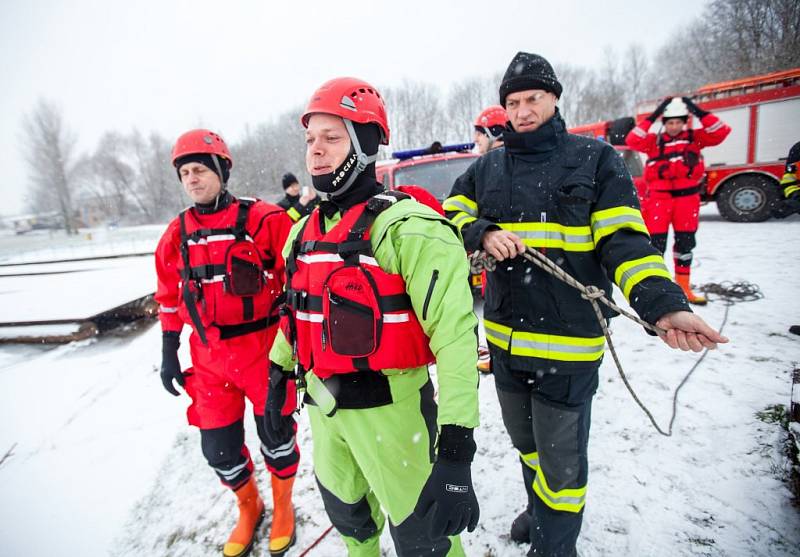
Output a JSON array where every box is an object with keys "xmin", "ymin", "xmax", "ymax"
[{"xmin": 20, "ymin": 0, "xmax": 799, "ymax": 233}]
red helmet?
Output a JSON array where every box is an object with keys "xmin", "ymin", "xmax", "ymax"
[
  {"xmin": 170, "ymin": 129, "xmax": 233, "ymax": 169},
  {"xmin": 301, "ymin": 77, "xmax": 390, "ymax": 145},
  {"xmin": 474, "ymin": 105, "xmax": 508, "ymax": 130}
]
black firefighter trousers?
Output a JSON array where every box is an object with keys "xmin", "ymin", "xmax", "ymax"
[{"xmin": 492, "ymin": 354, "xmax": 598, "ymax": 557}]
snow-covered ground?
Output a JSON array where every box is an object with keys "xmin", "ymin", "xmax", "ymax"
[{"xmin": 1, "ymin": 206, "xmax": 798, "ymax": 557}]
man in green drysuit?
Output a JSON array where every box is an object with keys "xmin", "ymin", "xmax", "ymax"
[{"xmin": 263, "ymin": 76, "xmax": 480, "ymax": 556}]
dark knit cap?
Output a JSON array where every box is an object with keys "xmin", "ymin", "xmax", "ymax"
[
  {"xmin": 281, "ymin": 172, "xmax": 299, "ymax": 190},
  {"xmin": 175, "ymin": 153, "xmax": 230, "ymax": 184},
  {"xmin": 499, "ymin": 52, "xmax": 563, "ymax": 106}
]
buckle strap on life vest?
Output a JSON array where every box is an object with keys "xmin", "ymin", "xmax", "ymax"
[
  {"xmin": 188, "ymin": 263, "xmax": 226, "ymax": 281},
  {"xmin": 286, "ymin": 289, "xmax": 412, "ymax": 312},
  {"xmin": 217, "ymin": 314, "xmax": 280, "ymax": 340},
  {"xmin": 178, "ymin": 210, "xmax": 208, "ymax": 344}
]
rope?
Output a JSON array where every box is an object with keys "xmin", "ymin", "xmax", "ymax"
[
  {"xmin": 470, "ymin": 249, "xmax": 761, "ymax": 436},
  {"xmin": 297, "ymin": 524, "xmax": 334, "ymax": 556}
]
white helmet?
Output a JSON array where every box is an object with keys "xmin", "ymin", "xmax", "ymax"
[{"xmin": 662, "ymin": 98, "xmax": 688, "ymax": 120}]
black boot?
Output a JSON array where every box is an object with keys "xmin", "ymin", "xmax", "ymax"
[
  {"xmin": 789, "ymin": 325, "xmax": 800, "ymax": 336},
  {"xmin": 510, "ymin": 506, "xmax": 533, "ymax": 544}
]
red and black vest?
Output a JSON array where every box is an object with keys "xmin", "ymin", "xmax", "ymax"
[
  {"xmin": 281, "ymin": 192, "xmax": 435, "ymax": 378},
  {"xmin": 645, "ymin": 129, "xmax": 705, "ymax": 194},
  {"xmin": 178, "ymin": 197, "xmax": 284, "ymax": 343}
]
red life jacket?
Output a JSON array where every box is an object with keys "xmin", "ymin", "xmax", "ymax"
[
  {"xmin": 644, "ymin": 129, "xmax": 705, "ymax": 191},
  {"xmin": 177, "ymin": 197, "xmax": 284, "ymax": 343},
  {"xmin": 281, "ymin": 192, "xmax": 435, "ymax": 378}
]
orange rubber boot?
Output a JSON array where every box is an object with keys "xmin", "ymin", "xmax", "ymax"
[
  {"xmin": 675, "ymin": 274, "xmax": 707, "ymax": 306},
  {"xmin": 223, "ymin": 476, "xmax": 265, "ymax": 557},
  {"xmin": 268, "ymin": 475, "xmax": 296, "ymax": 556}
]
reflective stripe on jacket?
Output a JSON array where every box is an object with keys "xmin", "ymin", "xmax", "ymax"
[{"xmin": 445, "ymin": 111, "xmax": 689, "ymax": 374}]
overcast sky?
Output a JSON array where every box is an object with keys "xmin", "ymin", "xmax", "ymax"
[{"xmin": 0, "ymin": 0, "xmax": 708, "ymax": 217}]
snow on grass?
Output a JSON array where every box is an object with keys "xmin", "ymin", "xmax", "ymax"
[{"xmin": 1, "ymin": 206, "xmax": 799, "ymax": 556}]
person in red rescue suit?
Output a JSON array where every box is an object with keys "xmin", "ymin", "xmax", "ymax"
[
  {"xmin": 625, "ymin": 96, "xmax": 731, "ymax": 305},
  {"xmin": 264, "ymin": 77, "xmax": 481, "ymax": 556},
  {"xmin": 155, "ymin": 129, "xmax": 300, "ymax": 557},
  {"xmin": 473, "ymin": 105, "xmax": 509, "ymax": 374}
]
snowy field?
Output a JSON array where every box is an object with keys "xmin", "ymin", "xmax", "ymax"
[{"xmin": 0, "ymin": 205, "xmax": 799, "ymax": 557}]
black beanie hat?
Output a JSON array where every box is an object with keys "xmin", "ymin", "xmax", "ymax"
[
  {"xmin": 281, "ymin": 172, "xmax": 299, "ymax": 190},
  {"xmin": 499, "ymin": 52, "xmax": 563, "ymax": 107},
  {"xmin": 175, "ymin": 153, "xmax": 230, "ymax": 184}
]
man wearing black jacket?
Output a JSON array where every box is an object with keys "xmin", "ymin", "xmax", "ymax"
[
  {"xmin": 444, "ymin": 52, "xmax": 728, "ymax": 557},
  {"xmin": 276, "ymin": 172, "xmax": 319, "ymax": 222}
]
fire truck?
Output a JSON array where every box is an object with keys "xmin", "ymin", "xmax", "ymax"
[
  {"xmin": 376, "ymin": 142, "xmax": 483, "ymax": 292},
  {"xmin": 376, "ymin": 142, "xmax": 478, "ymax": 201},
  {"xmin": 570, "ymin": 68, "xmax": 800, "ymax": 222},
  {"xmin": 635, "ymin": 68, "xmax": 800, "ymax": 222}
]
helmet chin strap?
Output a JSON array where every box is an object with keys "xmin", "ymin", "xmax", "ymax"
[
  {"xmin": 328, "ymin": 119, "xmax": 378, "ymax": 199},
  {"xmin": 210, "ymin": 153, "xmax": 227, "ymax": 210}
]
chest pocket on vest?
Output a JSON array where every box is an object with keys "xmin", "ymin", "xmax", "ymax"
[
  {"xmin": 322, "ymin": 266, "xmax": 382, "ymax": 357},
  {"xmin": 224, "ymin": 241, "xmax": 265, "ymax": 296}
]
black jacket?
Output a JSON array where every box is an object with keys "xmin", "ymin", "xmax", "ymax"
[
  {"xmin": 277, "ymin": 194, "xmax": 319, "ymax": 222},
  {"xmin": 445, "ymin": 112, "xmax": 689, "ymax": 374}
]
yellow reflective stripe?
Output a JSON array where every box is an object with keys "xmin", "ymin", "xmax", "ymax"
[
  {"xmin": 511, "ymin": 331, "xmax": 605, "ymax": 361},
  {"xmin": 484, "ymin": 319, "xmax": 512, "ymax": 350},
  {"xmin": 590, "ymin": 206, "xmax": 649, "ymax": 244},
  {"xmin": 533, "ymin": 469, "xmax": 586, "ymax": 513},
  {"xmin": 451, "ymin": 212, "xmax": 477, "ymax": 231},
  {"xmin": 520, "ymin": 450, "xmax": 539, "ymax": 471},
  {"xmin": 485, "ymin": 320, "xmax": 605, "ymax": 361},
  {"xmin": 443, "ymin": 195, "xmax": 478, "ymax": 216},
  {"xmin": 614, "ymin": 255, "xmax": 672, "ymax": 299},
  {"xmin": 786, "ymin": 185, "xmax": 800, "ymax": 197},
  {"xmin": 498, "ymin": 222, "xmax": 594, "ymax": 251},
  {"xmin": 287, "ymin": 207, "xmax": 301, "ymax": 222}
]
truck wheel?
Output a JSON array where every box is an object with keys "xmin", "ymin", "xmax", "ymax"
[{"xmin": 715, "ymin": 174, "xmax": 779, "ymax": 222}]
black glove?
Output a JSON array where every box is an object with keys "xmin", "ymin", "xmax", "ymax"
[
  {"xmin": 160, "ymin": 331, "xmax": 184, "ymax": 396},
  {"xmin": 264, "ymin": 363, "xmax": 296, "ymax": 446},
  {"xmin": 647, "ymin": 97, "xmax": 672, "ymax": 122},
  {"xmin": 413, "ymin": 425, "xmax": 480, "ymax": 538},
  {"xmin": 771, "ymin": 197, "xmax": 800, "ymax": 219},
  {"xmin": 682, "ymin": 96, "xmax": 709, "ymax": 118}
]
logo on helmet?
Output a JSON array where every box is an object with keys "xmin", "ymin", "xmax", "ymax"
[
  {"xmin": 203, "ymin": 135, "xmax": 213, "ymax": 144},
  {"xmin": 340, "ymin": 96, "xmax": 357, "ymax": 112}
]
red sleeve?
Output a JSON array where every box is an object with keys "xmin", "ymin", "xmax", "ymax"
[
  {"xmin": 154, "ymin": 219, "xmax": 184, "ymax": 334},
  {"xmin": 694, "ymin": 113, "xmax": 731, "ymax": 148},
  {"xmin": 250, "ymin": 202, "xmax": 294, "ymax": 282},
  {"xmin": 625, "ymin": 119, "xmax": 657, "ymax": 155}
]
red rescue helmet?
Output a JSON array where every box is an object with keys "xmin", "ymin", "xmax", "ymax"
[
  {"xmin": 171, "ymin": 129, "xmax": 233, "ymax": 169},
  {"xmin": 301, "ymin": 77, "xmax": 390, "ymax": 145},
  {"xmin": 474, "ymin": 105, "xmax": 508, "ymax": 130}
]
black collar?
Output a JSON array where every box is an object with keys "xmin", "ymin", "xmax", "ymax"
[
  {"xmin": 503, "ymin": 110, "xmax": 565, "ymax": 155},
  {"xmin": 194, "ymin": 190, "xmax": 233, "ymax": 214}
]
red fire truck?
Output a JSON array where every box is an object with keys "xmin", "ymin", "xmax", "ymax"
[
  {"xmin": 570, "ymin": 68, "xmax": 800, "ymax": 222},
  {"xmin": 376, "ymin": 142, "xmax": 478, "ymax": 201},
  {"xmin": 376, "ymin": 142, "xmax": 483, "ymax": 292},
  {"xmin": 635, "ymin": 68, "xmax": 800, "ymax": 222}
]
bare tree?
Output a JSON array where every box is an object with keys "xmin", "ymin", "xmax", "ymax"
[
  {"xmin": 232, "ymin": 106, "xmax": 306, "ymax": 204},
  {"xmin": 21, "ymin": 99, "xmax": 79, "ymax": 234},
  {"xmin": 382, "ymin": 80, "xmax": 448, "ymax": 152},
  {"xmin": 444, "ymin": 73, "xmax": 502, "ymax": 143},
  {"xmin": 653, "ymin": 0, "xmax": 800, "ymax": 92}
]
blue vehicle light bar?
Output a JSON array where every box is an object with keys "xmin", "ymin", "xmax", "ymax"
[{"xmin": 392, "ymin": 142, "xmax": 475, "ymax": 160}]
